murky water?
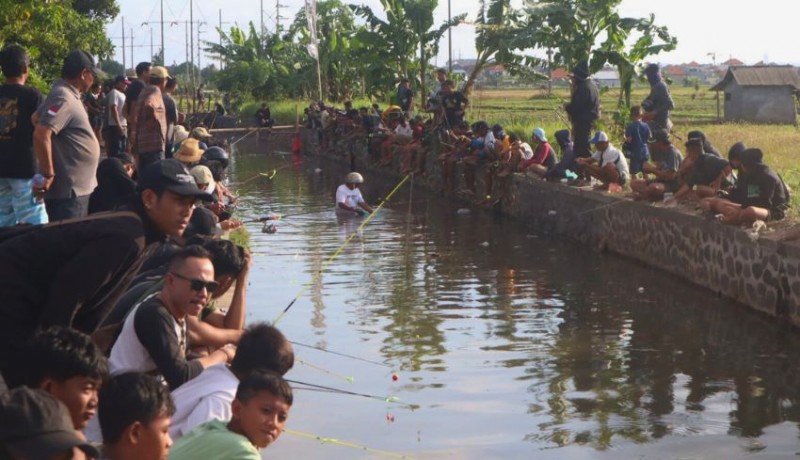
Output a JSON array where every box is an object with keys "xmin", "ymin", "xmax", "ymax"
[{"xmin": 229, "ymin": 145, "xmax": 800, "ymax": 459}]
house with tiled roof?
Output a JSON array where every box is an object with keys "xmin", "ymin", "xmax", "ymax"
[{"xmin": 711, "ymin": 65, "xmax": 800, "ymax": 123}]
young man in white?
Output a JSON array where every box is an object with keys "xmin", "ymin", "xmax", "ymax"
[
  {"xmin": 576, "ymin": 131, "xmax": 629, "ymax": 192},
  {"xmin": 335, "ymin": 172, "xmax": 374, "ymax": 216}
]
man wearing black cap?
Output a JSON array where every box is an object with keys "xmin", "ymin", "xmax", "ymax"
[
  {"xmin": 564, "ymin": 60, "xmax": 600, "ymax": 163},
  {"xmin": 33, "ymin": 49, "xmax": 104, "ymax": 221},
  {"xmin": 671, "ymin": 137, "xmax": 732, "ymax": 202},
  {"xmin": 104, "ymin": 75, "xmax": 130, "ymax": 158},
  {"xmin": 0, "ymin": 159, "xmax": 212, "ymax": 384},
  {"xmin": 700, "ymin": 148, "xmax": 790, "ymax": 224},
  {"xmin": 0, "ymin": 387, "xmax": 100, "ymax": 460},
  {"xmin": 641, "ymin": 63, "xmax": 674, "ymax": 131}
]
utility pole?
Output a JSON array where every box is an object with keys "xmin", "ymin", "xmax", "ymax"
[
  {"xmin": 276, "ymin": 0, "xmax": 285, "ymax": 35},
  {"xmin": 160, "ymin": 0, "xmax": 165, "ymax": 64},
  {"xmin": 121, "ymin": 17, "xmax": 126, "ymax": 71},
  {"xmin": 190, "ymin": 0, "xmax": 195, "ymax": 113},
  {"xmin": 447, "ymin": 0, "xmax": 452, "ymax": 72},
  {"xmin": 150, "ymin": 28, "xmax": 154, "ymax": 62},
  {"xmin": 219, "ymin": 9, "xmax": 224, "ymax": 69},
  {"xmin": 130, "ymin": 28, "xmax": 135, "ymax": 70},
  {"xmin": 260, "ymin": 0, "xmax": 265, "ymax": 35}
]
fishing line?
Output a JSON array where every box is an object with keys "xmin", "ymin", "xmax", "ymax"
[
  {"xmin": 297, "ymin": 358, "xmax": 355, "ymax": 384},
  {"xmin": 286, "ymin": 379, "xmax": 416, "ymax": 409},
  {"xmin": 290, "ymin": 340, "xmax": 390, "ymax": 367},
  {"xmin": 272, "ymin": 174, "xmax": 412, "ymax": 325},
  {"xmin": 230, "ymin": 127, "xmax": 260, "ymax": 146},
  {"xmin": 285, "ymin": 429, "xmax": 415, "ymax": 459}
]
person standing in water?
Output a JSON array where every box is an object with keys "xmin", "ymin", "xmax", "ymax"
[{"xmin": 335, "ymin": 172, "xmax": 374, "ymax": 217}]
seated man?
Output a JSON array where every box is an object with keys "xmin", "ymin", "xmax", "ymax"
[
  {"xmin": 461, "ymin": 121, "xmax": 496, "ymax": 195},
  {"xmin": 671, "ymin": 138, "xmax": 732, "ymax": 202},
  {"xmin": 630, "ymin": 128, "xmax": 682, "ymax": 200},
  {"xmin": 169, "ymin": 323, "xmax": 293, "ymax": 440},
  {"xmin": 399, "ymin": 115, "xmax": 427, "ymax": 175},
  {"xmin": 21, "ymin": 326, "xmax": 108, "ymax": 430},
  {"xmin": 545, "ymin": 129, "xmax": 577, "ymax": 181},
  {"xmin": 700, "ymin": 148, "xmax": 790, "ymax": 225},
  {"xmin": 439, "ymin": 121, "xmax": 471, "ymax": 193},
  {"xmin": 98, "ymin": 373, "xmax": 175, "ymax": 459},
  {"xmin": 482, "ymin": 133, "xmax": 530, "ymax": 205},
  {"xmin": 168, "ymin": 370, "xmax": 292, "ymax": 460},
  {"xmin": 576, "ymin": 131, "xmax": 629, "ymax": 192},
  {"xmin": 518, "ymin": 127, "xmax": 556, "ymax": 178},
  {"xmin": 109, "ymin": 245, "xmax": 235, "ymax": 390},
  {"xmin": 0, "ymin": 387, "xmax": 100, "ymax": 460}
]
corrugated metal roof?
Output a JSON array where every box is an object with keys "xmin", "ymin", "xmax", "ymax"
[{"xmin": 711, "ymin": 66, "xmax": 800, "ymax": 90}]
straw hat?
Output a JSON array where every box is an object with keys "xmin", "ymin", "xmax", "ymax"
[{"xmin": 174, "ymin": 138, "xmax": 203, "ymax": 164}]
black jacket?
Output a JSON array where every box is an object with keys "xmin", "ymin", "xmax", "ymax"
[
  {"xmin": 89, "ymin": 158, "xmax": 137, "ymax": 214},
  {"xmin": 565, "ymin": 78, "xmax": 599, "ymax": 124}
]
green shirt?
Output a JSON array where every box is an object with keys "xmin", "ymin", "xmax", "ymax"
[{"xmin": 168, "ymin": 419, "xmax": 260, "ymax": 460}]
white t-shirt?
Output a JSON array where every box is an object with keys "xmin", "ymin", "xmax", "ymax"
[
  {"xmin": 482, "ymin": 131, "xmax": 497, "ymax": 153},
  {"xmin": 108, "ymin": 293, "xmax": 179, "ymax": 376},
  {"xmin": 170, "ymin": 364, "xmax": 238, "ymax": 440},
  {"xmin": 106, "ymin": 88, "xmax": 126, "ymax": 128},
  {"xmin": 394, "ymin": 123, "xmax": 413, "ymax": 137},
  {"xmin": 335, "ymin": 184, "xmax": 364, "ymax": 210},
  {"xmin": 591, "ymin": 145, "xmax": 630, "ymax": 181},
  {"xmin": 519, "ymin": 142, "xmax": 534, "ymax": 160}
]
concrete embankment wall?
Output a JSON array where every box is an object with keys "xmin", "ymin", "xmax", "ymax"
[{"xmin": 299, "ymin": 129, "xmax": 800, "ymax": 328}]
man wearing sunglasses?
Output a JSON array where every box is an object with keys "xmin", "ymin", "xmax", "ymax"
[
  {"xmin": 109, "ymin": 245, "xmax": 235, "ymax": 390},
  {"xmin": 33, "ymin": 49, "xmax": 103, "ymax": 221}
]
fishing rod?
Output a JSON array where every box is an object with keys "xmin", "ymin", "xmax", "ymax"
[
  {"xmin": 230, "ymin": 127, "xmax": 261, "ymax": 147},
  {"xmin": 286, "ymin": 379, "xmax": 417, "ymax": 409},
  {"xmin": 272, "ymin": 174, "xmax": 411, "ymax": 325},
  {"xmin": 297, "ymin": 358, "xmax": 355, "ymax": 384},
  {"xmin": 285, "ymin": 429, "xmax": 415, "ymax": 459},
  {"xmin": 290, "ymin": 340, "xmax": 390, "ymax": 367}
]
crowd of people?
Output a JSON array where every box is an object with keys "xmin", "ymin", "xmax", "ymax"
[
  {"xmin": 0, "ymin": 45, "xmax": 293, "ymax": 460},
  {"xmin": 305, "ymin": 63, "xmax": 791, "ymax": 226}
]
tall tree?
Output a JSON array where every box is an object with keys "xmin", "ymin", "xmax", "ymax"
[
  {"xmin": 0, "ymin": 0, "xmax": 114, "ymax": 85},
  {"xmin": 524, "ymin": 0, "xmax": 676, "ymax": 104}
]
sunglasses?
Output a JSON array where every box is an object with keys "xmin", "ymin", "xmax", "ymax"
[{"xmin": 170, "ymin": 272, "xmax": 219, "ymax": 292}]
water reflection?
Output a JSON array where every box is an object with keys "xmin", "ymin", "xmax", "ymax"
[{"xmin": 229, "ymin": 149, "xmax": 800, "ymax": 458}]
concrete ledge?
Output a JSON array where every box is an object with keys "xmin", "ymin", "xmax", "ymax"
[{"xmin": 299, "ymin": 129, "xmax": 800, "ymax": 328}]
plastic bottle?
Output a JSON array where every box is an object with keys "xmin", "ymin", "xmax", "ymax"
[{"xmin": 32, "ymin": 173, "xmax": 45, "ymax": 203}]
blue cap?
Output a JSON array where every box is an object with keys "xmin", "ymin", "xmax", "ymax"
[
  {"xmin": 532, "ymin": 128, "xmax": 547, "ymax": 142},
  {"xmin": 589, "ymin": 131, "xmax": 609, "ymax": 144}
]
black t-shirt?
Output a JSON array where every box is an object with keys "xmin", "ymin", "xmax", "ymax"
[
  {"xmin": 441, "ymin": 91, "xmax": 468, "ymax": 125},
  {"xmin": 163, "ymin": 95, "xmax": 178, "ymax": 124},
  {"xmin": 0, "ymin": 84, "xmax": 43, "ymax": 178},
  {"xmin": 688, "ymin": 154, "xmax": 729, "ymax": 187}
]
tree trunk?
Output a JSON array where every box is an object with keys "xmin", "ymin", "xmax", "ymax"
[
  {"xmin": 419, "ymin": 41, "xmax": 427, "ymax": 108},
  {"xmin": 462, "ymin": 53, "xmax": 490, "ymax": 97}
]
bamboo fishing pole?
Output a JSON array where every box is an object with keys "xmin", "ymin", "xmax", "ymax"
[
  {"xmin": 272, "ymin": 174, "xmax": 412, "ymax": 325},
  {"xmin": 285, "ymin": 429, "xmax": 415, "ymax": 459}
]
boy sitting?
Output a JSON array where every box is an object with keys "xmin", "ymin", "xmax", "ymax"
[
  {"xmin": 99, "ymin": 373, "xmax": 175, "ymax": 460},
  {"xmin": 671, "ymin": 138, "xmax": 732, "ymax": 202},
  {"xmin": 700, "ymin": 148, "xmax": 790, "ymax": 225},
  {"xmin": 169, "ymin": 322, "xmax": 294, "ymax": 440},
  {"xmin": 630, "ymin": 128, "xmax": 683, "ymax": 200},
  {"xmin": 22, "ymin": 326, "xmax": 108, "ymax": 430},
  {"xmin": 168, "ymin": 370, "xmax": 292, "ymax": 460},
  {"xmin": 576, "ymin": 131, "xmax": 629, "ymax": 192}
]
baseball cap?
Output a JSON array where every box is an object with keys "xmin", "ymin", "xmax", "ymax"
[
  {"xmin": 589, "ymin": 131, "xmax": 609, "ymax": 144},
  {"xmin": 0, "ymin": 387, "xmax": 100, "ymax": 459},
  {"xmin": 648, "ymin": 128, "xmax": 671, "ymax": 144},
  {"xmin": 113, "ymin": 75, "xmax": 130, "ymax": 85},
  {"xmin": 150, "ymin": 66, "xmax": 170, "ymax": 79},
  {"xmin": 532, "ymin": 127, "xmax": 547, "ymax": 142},
  {"xmin": 173, "ymin": 125, "xmax": 189, "ymax": 144},
  {"xmin": 138, "ymin": 159, "xmax": 213, "ymax": 201},
  {"xmin": 190, "ymin": 165, "xmax": 214, "ymax": 186},
  {"xmin": 62, "ymin": 49, "xmax": 104, "ymax": 77},
  {"xmin": 191, "ymin": 127, "xmax": 211, "ymax": 139}
]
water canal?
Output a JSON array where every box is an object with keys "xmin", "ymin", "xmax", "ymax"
[{"xmin": 230, "ymin": 144, "xmax": 800, "ymax": 459}]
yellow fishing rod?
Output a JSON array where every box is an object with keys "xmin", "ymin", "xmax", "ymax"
[
  {"xmin": 285, "ymin": 429, "xmax": 416, "ymax": 459},
  {"xmin": 273, "ymin": 173, "xmax": 411, "ymax": 325}
]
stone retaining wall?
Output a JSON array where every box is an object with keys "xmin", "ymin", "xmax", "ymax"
[{"xmin": 299, "ymin": 129, "xmax": 800, "ymax": 328}]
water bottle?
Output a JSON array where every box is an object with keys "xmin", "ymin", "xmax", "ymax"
[{"xmin": 32, "ymin": 173, "xmax": 45, "ymax": 203}]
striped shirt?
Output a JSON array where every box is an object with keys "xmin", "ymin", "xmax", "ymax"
[{"xmin": 134, "ymin": 85, "xmax": 166, "ymax": 154}]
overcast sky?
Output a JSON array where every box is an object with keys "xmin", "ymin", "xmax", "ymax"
[{"xmin": 106, "ymin": 0, "xmax": 799, "ymax": 69}]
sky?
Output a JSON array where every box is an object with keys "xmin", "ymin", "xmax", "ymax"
[{"xmin": 106, "ymin": 0, "xmax": 800, "ymax": 69}]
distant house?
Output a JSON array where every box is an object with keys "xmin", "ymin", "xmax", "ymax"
[
  {"xmin": 592, "ymin": 69, "xmax": 620, "ymax": 88},
  {"xmin": 711, "ymin": 65, "xmax": 800, "ymax": 124}
]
